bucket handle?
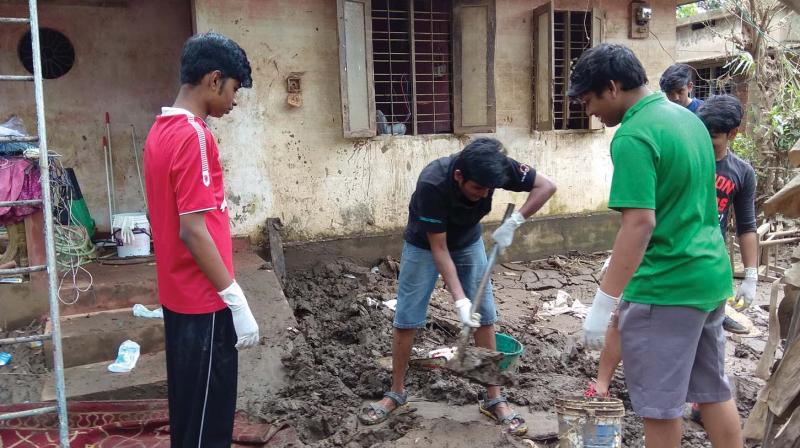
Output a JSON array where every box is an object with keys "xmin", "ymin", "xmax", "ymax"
[{"xmin": 112, "ymin": 228, "xmax": 151, "ymax": 246}]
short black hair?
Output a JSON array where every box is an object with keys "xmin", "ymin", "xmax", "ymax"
[
  {"xmin": 567, "ymin": 43, "xmax": 648, "ymax": 97},
  {"xmin": 659, "ymin": 63, "xmax": 694, "ymax": 92},
  {"xmin": 696, "ymin": 94, "xmax": 743, "ymax": 135},
  {"xmin": 180, "ymin": 32, "xmax": 253, "ymax": 88},
  {"xmin": 455, "ymin": 138, "xmax": 509, "ymax": 188}
]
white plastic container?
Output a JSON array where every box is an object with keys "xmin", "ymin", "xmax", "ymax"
[{"xmin": 112, "ymin": 213, "xmax": 151, "ymax": 257}]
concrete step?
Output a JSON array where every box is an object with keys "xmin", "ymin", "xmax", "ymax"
[
  {"xmin": 41, "ymin": 351, "xmax": 167, "ymax": 401},
  {"xmin": 44, "ymin": 307, "xmax": 164, "ymax": 368},
  {"xmin": 58, "ymin": 262, "xmax": 159, "ymax": 316}
]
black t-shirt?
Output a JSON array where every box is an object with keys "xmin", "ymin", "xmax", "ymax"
[
  {"xmin": 404, "ymin": 153, "xmax": 536, "ymax": 250},
  {"xmin": 716, "ymin": 150, "xmax": 757, "ymax": 237}
]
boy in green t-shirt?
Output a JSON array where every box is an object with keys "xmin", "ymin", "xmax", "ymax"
[{"xmin": 568, "ymin": 43, "xmax": 742, "ymax": 447}]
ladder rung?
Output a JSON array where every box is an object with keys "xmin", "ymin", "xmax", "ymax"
[
  {"xmin": 0, "ymin": 17, "xmax": 30, "ymax": 24},
  {"xmin": 0, "ymin": 333, "xmax": 51, "ymax": 346},
  {"xmin": 0, "ymin": 405, "xmax": 58, "ymax": 422},
  {"xmin": 0, "ymin": 265, "xmax": 46, "ymax": 276},
  {"xmin": 0, "ymin": 75, "xmax": 34, "ymax": 82},
  {"xmin": 0, "ymin": 135, "xmax": 37, "ymax": 143},
  {"xmin": 0, "ymin": 199, "xmax": 42, "ymax": 207}
]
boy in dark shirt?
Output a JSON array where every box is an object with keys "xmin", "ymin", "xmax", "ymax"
[
  {"xmin": 660, "ymin": 63, "xmax": 704, "ymax": 113},
  {"xmin": 358, "ymin": 138, "xmax": 556, "ymax": 435},
  {"xmin": 697, "ymin": 95, "xmax": 758, "ymax": 256}
]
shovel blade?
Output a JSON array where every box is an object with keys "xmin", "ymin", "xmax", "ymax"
[{"xmin": 447, "ymin": 346, "xmax": 513, "ymax": 386}]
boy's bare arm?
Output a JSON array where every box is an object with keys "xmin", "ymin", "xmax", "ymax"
[
  {"xmin": 600, "ymin": 208, "xmax": 656, "ymax": 297},
  {"xmin": 179, "ymin": 212, "xmax": 233, "ymax": 291},
  {"xmin": 738, "ymin": 232, "xmax": 758, "ymax": 269},
  {"xmin": 518, "ymin": 173, "xmax": 557, "ymax": 218}
]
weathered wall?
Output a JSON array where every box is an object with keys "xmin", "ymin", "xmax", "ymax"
[
  {"xmin": 677, "ymin": 9, "xmax": 799, "ymax": 63},
  {"xmin": 0, "ymin": 0, "xmax": 192, "ymax": 231},
  {"xmin": 676, "ymin": 10, "xmax": 739, "ymax": 62},
  {"xmin": 193, "ymin": 0, "xmax": 678, "ymax": 241}
]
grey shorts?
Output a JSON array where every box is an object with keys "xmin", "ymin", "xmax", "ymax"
[{"xmin": 617, "ymin": 300, "xmax": 732, "ymax": 419}]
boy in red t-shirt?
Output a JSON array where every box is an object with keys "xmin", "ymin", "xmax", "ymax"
[{"xmin": 143, "ymin": 32, "xmax": 258, "ymax": 447}]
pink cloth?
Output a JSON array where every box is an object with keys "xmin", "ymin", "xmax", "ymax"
[{"xmin": 0, "ymin": 158, "xmax": 42, "ymax": 225}]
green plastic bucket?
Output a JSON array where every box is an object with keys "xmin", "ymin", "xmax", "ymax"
[{"xmin": 495, "ymin": 332, "xmax": 523, "ymax": 371}]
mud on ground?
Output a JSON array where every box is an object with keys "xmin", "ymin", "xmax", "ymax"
[
  {"xmin": 0, "ymin": 252, "xmax": 773, "ymax": 447},
  {"xmin": 255, "ymin": 252, "xmax": 771, "ymax": 447}
]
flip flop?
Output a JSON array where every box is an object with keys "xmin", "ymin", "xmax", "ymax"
[
  {"xmin": 479, "ymin": 395, "xmax": 528, "ymax": 436},
  {"xmin": 358, "ymin": 390, "xmax": 408, "ymax": 425}
]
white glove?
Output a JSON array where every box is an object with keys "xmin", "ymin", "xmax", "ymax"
[
  {"xmin": 218, "ymin": 281, "xmax": 260, "ymax": 349},
  {"xmin": 491, "ymin": 212, "xmax": 526, "ymax": 249},
  {"xmin": 599, "ymin": 256, "xmax": 611, "ymax": 279},
  {"xmin": 582, "ymin": 289, "xmax": 619, "ymax": 351},
  {"xmin": 454, "ymin": 298, "xmax": 480, "ymax": 328},
  {"xmin": 732, "ymin": 267, "xmax": 758, "ymax": 311}
]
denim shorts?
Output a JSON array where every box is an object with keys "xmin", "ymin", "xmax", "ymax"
[{"xmin": 393, "ymin": 238, "xmax": 497, "ymax": 329}]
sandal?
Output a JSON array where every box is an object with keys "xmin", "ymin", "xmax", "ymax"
[
  {"xmin": 358, "ymin": 390, "xmax": 408, "ymax": 425},
  {"xmin": 479, "ymin": 395, "xmax": 528, "ymax": 436}
]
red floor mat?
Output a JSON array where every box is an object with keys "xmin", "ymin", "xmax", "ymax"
[{"xmin": 0, "ymin": 399, "xmax": 300, "ymax": 447}]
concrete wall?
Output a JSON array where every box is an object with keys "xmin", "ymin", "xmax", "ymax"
[
  {"xmin": 677, "ymin": 9, "xmax": 800, "ymax": 63},
  {"xmin": 0, "ymin": 0, "xmax": 192, "ymax": 231},
  {"xmin": 676, "ymin": 10, "xmax": 739, "ymax": 62},
  {"xmin": 193, "ymin": 0, "xmax": 678, "ymax": 242}
]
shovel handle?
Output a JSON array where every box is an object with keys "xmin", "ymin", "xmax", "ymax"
[
  {"xmin": 469, "ymin": 203, "xmax": 515, "ymax": 316},
  {"xmin": 457, "ymin": 203, "xmax": 515, "ymax": 359}
]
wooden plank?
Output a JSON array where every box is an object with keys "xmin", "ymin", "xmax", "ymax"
[
  {"xmin": 765, "ymin": 173, "xmax": 800, "ymax": 218},
  {"xmin": 757, "ymin": 279, "xmax": 783, "ymax": 379},
  {"xmin": 766, "ymin": 338, "xmax": 800, "ymax": 416},
  {"xmin": 337, "ymin": 0, "xmax": 377, "ymax": 138},
  {"xmin": 772, "ymin": 403, "xmax": 800, "ymax": 448},
  {"xmin": 779, "ymin": 290, "xmax": 798, "ymax": 340},
  {"xmin": 589, "ymin": 6, "xmax": 604, "ymax": 130},
  {"xmin": 266, "ymin": 218, "xmax": 286, "ymax": 287},
  {"xmin": 743, "ymin": 393, "xmax": 770, "ymax": 440},
  {"xmin": 532, "ymin": 1, "xmax": 554, "ymax": 131},
  {"xmin": 789, "ymin": 138, "xmax": 800, "ymax": 167},
  {"xmin": 452, "ymin": 0, "xmax": 496, "ymax": 134}
]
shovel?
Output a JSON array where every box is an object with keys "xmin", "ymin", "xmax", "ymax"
[{"xmin": 446, "ymin": 203, "xmax": 515, "ymax": 385}]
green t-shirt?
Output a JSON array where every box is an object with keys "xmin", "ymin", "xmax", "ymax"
[{"xmin": 608, "ymin": 93, "xmax": 732, "ymax": 312}]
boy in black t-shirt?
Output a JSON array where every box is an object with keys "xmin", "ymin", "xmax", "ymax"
[{"xmin": 358, "ymin": 138, "xmax": 556, "ymax": 435}]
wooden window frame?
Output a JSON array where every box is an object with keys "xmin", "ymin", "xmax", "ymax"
[
  {"xmin": 453, "ymin": 0, "xmax": 496, "ymax": 134},
  {"xmin": 337, "ymin": 0, "xmax": 378, "ymax": 138}
]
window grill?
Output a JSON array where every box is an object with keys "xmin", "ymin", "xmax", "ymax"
[
  {"xmin": 371, "ymin": 0, "xmax": 452, "ymax": 135},
  {"xmin": 553, "ymin": 10, "xmax": 592, "ymax": 130},
  {"xmin": 692, "ymin": 64, "xmax": 733, "ymax": 101},
  {"xmin": 413, "ymin": 0, "xmax": 452, "ymax": 134},
  {"xmin": 372, "ymin": 0, "xmax": 413, "ymax": 133}
]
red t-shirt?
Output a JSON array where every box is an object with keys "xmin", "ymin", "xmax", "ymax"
[{"xmin": 143, "ymin": 107, "xmax": 232, "ymax": 314}]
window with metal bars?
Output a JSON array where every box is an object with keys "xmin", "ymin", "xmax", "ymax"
[
  {"xmin": 371, "ymin": 0, "xmax": 453, "ymax": 135},
  {"xmin": 691, "ymin": 64, "xmax": 733, "ymax": 101},
  {"xmin": 554, "ymin": 10, "xmax": 592, "ymax": 130},
  {"xmin": 533, "ymin": 3, "xmax": 603, "ymax": 132}
]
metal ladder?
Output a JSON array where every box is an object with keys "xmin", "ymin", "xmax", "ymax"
[{"xmin": 0, "ymin": 1, "xmax": 70, "ymax": 446}]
